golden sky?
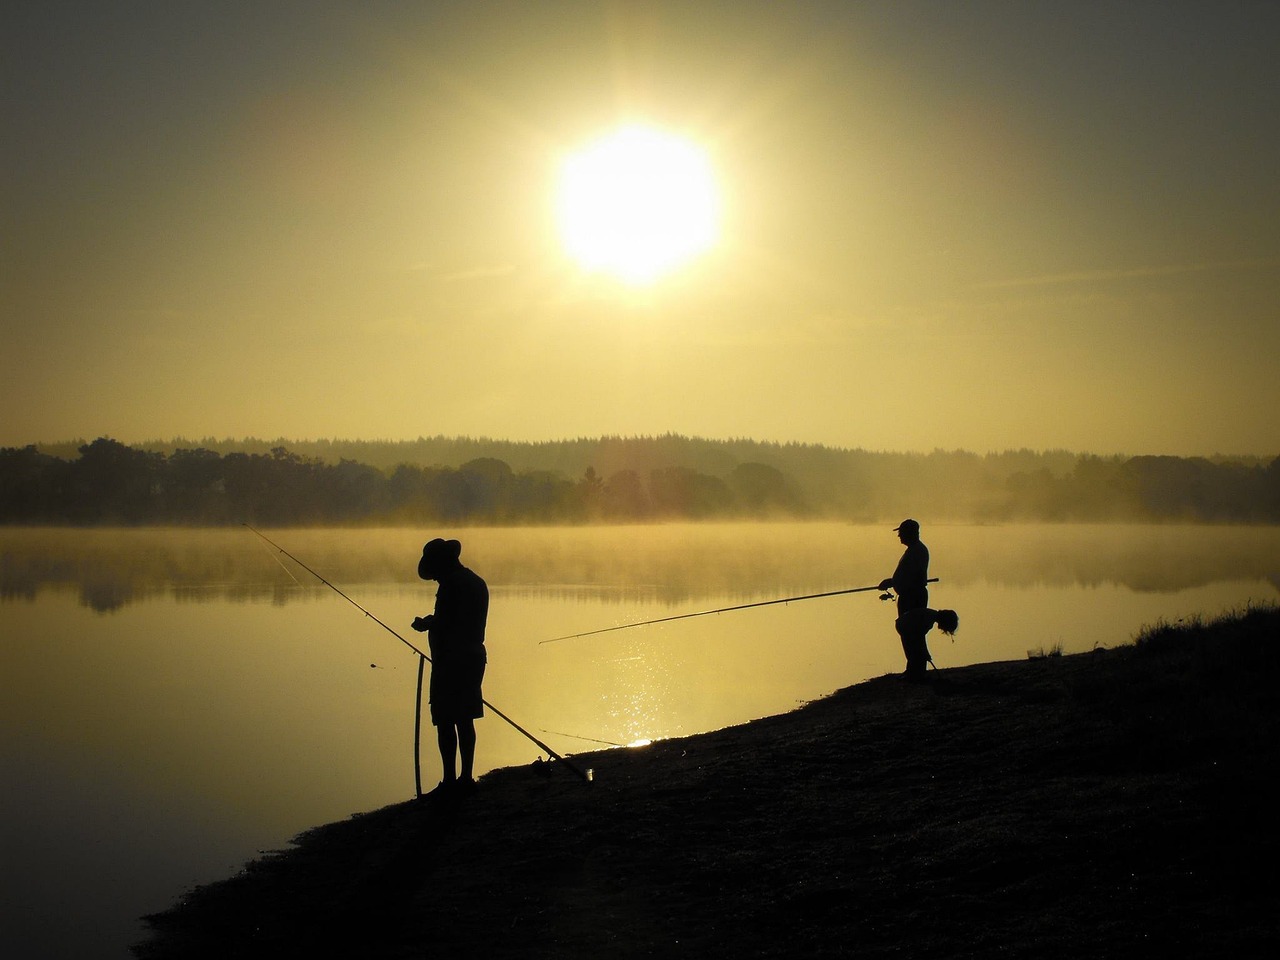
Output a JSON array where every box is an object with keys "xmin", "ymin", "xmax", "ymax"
[{"xmin": 3, "ymin": 1, "xmax": 1277, "ymax": 456}]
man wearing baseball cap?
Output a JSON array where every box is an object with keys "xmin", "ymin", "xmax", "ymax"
[{"xmin": 879, "ymin": 519, "xmax": 932, "ymax": 678}]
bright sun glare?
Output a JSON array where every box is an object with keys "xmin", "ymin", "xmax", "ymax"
[{"xmin": 556, "ymin": 125, "xmax": 720, "ymax": 286}]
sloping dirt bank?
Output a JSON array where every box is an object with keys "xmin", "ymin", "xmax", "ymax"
[{"xmin": 135, "ymin": 607, "xmax": 1280, "ymax": 959}]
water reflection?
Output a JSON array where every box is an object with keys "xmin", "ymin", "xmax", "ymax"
[{"xmin": 3, "ymin": 523, "xmax": 1278, "ymax": 613}]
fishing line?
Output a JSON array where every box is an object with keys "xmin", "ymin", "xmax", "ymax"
[
  {"xmin": 538, "ymin": 578, "xmax": 940, "ymax": 644},
  {"xmin": 253, "ymin": 535, "xmax": 303, "ymax": 586},
  {"xmin": 242, "ymin": 524, "xmax": 590, "ymax": 785}
]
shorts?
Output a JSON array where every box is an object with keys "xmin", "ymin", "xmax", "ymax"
[{"xmin": 429, "ymin": 655, "xmax": 486, "ymax": 725}]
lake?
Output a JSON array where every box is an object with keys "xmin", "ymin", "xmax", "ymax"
[{"xmin": 2, "ymin": 522, "xmax": 1277, "ymax": 959}]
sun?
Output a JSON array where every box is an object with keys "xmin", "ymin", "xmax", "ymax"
[{"xmin": 556, "ymin": 125, "xmax": 720, "ymax": 286}]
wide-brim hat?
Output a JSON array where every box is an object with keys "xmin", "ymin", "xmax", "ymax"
[{"xmin": 419, "ymin": 538, "xmax": 462, "ymax": 578}]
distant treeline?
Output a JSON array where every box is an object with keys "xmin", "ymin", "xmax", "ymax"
[{"xmin": 3, "ymin": 436, "xmax": 1278, "ymax": 525}]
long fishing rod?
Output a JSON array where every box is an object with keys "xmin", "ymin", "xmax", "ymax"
[
  {"xmin": 538, "ymin": 578, "xmax": 940, "ymax": 645},
  {"xmin": 541, "ymin": 729, "xmax": 628, "ymax": 748},
  {"xmin": 243, "ymin": 524, "xmax": 590, "ymax": 784}
]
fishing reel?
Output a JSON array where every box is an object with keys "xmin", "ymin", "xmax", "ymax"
[{"xmin": 879, "ymin": 591, "xmax": 896, "ymax": 602}]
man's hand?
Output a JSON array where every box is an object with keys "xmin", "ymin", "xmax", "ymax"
[
  {"xmin": 878, "ymin": 578, "xmax": 893, "ymax": 591},
  {"xmin": 411, "ymin": 615, "xmax": 433, "ymax": 632}
]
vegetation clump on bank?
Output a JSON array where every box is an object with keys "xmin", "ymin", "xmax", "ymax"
[{"xmin": 135, "ymin": 605, "xmax": 1280, "ymax": 959}]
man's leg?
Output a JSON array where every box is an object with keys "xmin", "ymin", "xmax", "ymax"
[
  {"xmin": 457, "ymin": 719, "xmax": 476, "ymax": 782},
  {"xmin": 437, "ymin": 724, "xmax": 458, "ymax": 782},
  {"xmin": 903, "ymin": 631, "xmax": 928, "ymax": 679}
]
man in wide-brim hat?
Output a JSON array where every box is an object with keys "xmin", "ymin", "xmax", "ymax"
[{"xmin": 412, "ymin": 537, "xmax": 489, "ymax": 797}]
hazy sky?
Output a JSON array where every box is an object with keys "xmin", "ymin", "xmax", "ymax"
[{"xmin": 4, "ymin": 1, "xmax": 1277, "ymax": 456}]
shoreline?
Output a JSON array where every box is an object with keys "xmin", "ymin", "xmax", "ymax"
[{"xmin": 135, "ymin": 607, "xmax": 1280, "ymax": 958}]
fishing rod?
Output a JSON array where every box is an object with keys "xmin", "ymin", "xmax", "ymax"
[
  {"xmin": 242, "ymin": 524, "xmax": 591, "ymax": 785},
  {"xmin": 541, "ymin": 729, "xmax": 628, "ymax": 748},
  {"xmin": 538, "ymin": 578, "xmax": 940, "ymax": 645}
]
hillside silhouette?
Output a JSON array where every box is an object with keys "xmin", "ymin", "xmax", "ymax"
[{"xmin": 134, "ymin": 606, "xmax": 1280, "ymax": 959}]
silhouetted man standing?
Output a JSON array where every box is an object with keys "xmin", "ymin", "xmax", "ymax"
[
  {"xmin": 879, "ymin": 519, "xmax": 931, "ymax": 678},
  {"xmin": 412, "ymin": 538, "xmax": 488, "ymax": 798}
]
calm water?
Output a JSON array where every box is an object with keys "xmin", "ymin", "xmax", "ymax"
[{"xmin": 3, "ymin": 523, "xmax": 1277, "ymax": 959}]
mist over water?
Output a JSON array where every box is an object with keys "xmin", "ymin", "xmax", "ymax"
[
  {"xmin": 4, "ymin": 522, "xmax": 1277, "ymax": 609},
  {"xmin": 2, "ymin": 523, "xmax": 1277, "ymax": 960}
]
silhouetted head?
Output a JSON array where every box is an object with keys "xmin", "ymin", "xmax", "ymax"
[
  {"xmin": 894, "ymin": 518, "xmax": 920, "ymax": 544},
  {"xmin": 935, "ymin": 609, "xmax": 959, "ymax": 635},
  {"xmin": 418, "ymin": 538, "xmax": 463, "ymax": 581}
]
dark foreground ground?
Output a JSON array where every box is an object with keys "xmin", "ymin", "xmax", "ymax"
[{"xmin": 136, "ymin": 608, "xmax": 1280, "ymax": 959}]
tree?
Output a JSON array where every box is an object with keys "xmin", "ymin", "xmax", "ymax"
[
  {"xmin": 71, "ymin": 437, "xmax": 163, "ymax": 522},
  {"xmin": 0, "ymin": 445, "xmax": 67, "ymax": 521},
  {"xmin": 165, "ymin": 448, "xmax": 227, "ymax": 522},
  {"xmin": 649, "ymin": 466, "xmax": 732, "ymax": 518},
  {"xmin": 459, "ymin": 458, "xmax": 515, "ymax": 519},
  {"xmin": 603, "ymin": 470, "xmax": 649, "ymax": 519},
  {"xmin": 729, "ymin": 462, "xmax": 803, "ymax": 516}
]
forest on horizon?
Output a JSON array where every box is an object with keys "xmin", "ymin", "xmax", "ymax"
[{"xmin": 2, "ymin": 434, "xmax": 1277, "ymax": 526}]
